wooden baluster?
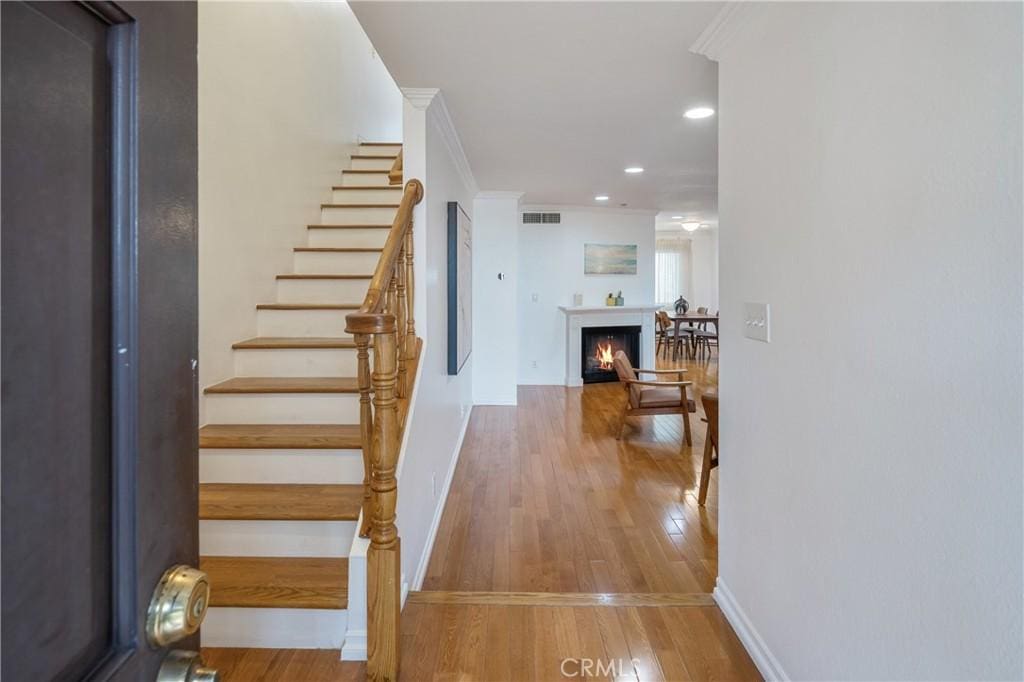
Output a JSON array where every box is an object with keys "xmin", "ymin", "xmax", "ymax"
[
  {"xmin": 404, "ymin": 226, "xmax": 416, "ymax": 358},
  {"xmin": 355, "ymin": 333, "xmax": 373, "ymax": 539},
  {"xmin": 395, "ymin": 248, "xmax": 408, "ymax": 397},
  {"xmin": 385, "ymin": 274, "xmax": 402, "ymax": 398},
  {"xmin": 367, "ymin": 319, "xmax": 401, "ymax": 682}
]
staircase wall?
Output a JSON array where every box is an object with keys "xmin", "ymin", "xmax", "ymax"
[
  {"xmin": 394, "ymin": 90, "xmax": 477, "ymax": 593},
  {"xmin": 198, "ymin": 0, "xmax": 401, "ymax": 422}
]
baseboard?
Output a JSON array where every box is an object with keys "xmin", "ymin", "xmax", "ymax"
[
  {"xmin": 410, "ymin": 408, "xmax": 472, "ymax": 591},
  {"xmin": 340, "ymin": 629, "xmax": 366, "ymax": 661},
  {"xmin": 713, "ymin": 578, "xmax": 789, "ymax": 681}
]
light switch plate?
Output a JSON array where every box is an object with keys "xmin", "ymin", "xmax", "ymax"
[{"xmin": 743, "ymin": 302, "xmax": 770, "ymax": 342}]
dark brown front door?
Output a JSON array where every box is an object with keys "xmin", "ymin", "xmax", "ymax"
[{"xmin": 1, "ymin": 2, "xmax": 198, "ymax": 679}]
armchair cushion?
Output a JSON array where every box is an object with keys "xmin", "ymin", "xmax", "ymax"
[{"xmin": 637, "ymin": 385, "xmax": 697, "ymax": 410}]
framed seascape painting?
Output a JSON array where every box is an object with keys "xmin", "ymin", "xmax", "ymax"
[
  {"xmin": 447, "ymin": 202, "xmax": 472, "ymax": 375},
  {"xmin": 584, "ymin": 243, "xmax": 638, "ymax": 275}
]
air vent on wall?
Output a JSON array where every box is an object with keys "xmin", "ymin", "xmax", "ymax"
[{"xmin": 522, "ymin": 211, "xmax": 561, "ymax": 224}]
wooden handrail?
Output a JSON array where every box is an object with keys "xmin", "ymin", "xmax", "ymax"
[
  {"xmin": 345, "ymin": 177, "xmax": 423, "ymax": 682},
  {"xmin": 388, "ymin": 149, "xmax": 403, "ymax": 186}
]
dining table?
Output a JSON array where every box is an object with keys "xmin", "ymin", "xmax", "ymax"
[{"xmin": 664, "ymin": 310, "xmax": 719, "ymax": 359}]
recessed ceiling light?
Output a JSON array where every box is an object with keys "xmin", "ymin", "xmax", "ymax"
[
  {"xmin": 624, "ymin": 167, "xmax": 644, "ymax": 174},
  {"xmin": 594, "ymin": 195, "xmax": 609, "ymax": 201},
  {"xmin": 671, "ymin": 215, "xmax": 683, "ymax": 220},
  {"xmin": 682, "ymin": 222, "xmax": 701, "ymax": 232},
  {"xmin": 684, "ymin": 107, "xmax": 715, "ymax": 119}
]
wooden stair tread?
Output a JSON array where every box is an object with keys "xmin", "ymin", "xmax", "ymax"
[
  {"xmin": 201, "ymin": 556, "xmax": 348, "ymax": 609},
  {"xmin": 359, "ymin": 142, "xmax": 402, "ymax": 146},
  {"xmin": 276, "ymin": 274, "xmax": 372, "ymax": 280},
  {"xmin": 204, "ymin": 377, "xmax": 358, "ymax": 394},
  {"xmin": 331, "ymin": 186, "xmax": 401, "ymax": 191},
  {"xmin": 307, "ymin": 224, "xmax": 391, "ymax": 230},
  {"xmin": 294, "ymin": 247, "xmax": 383, "ymax": 253},
  {"xmin": 199, "ymin": 483, "xmax": 362, "ymax": 520},
  {"xmin": 350, "ymin": 154, "xmax": 398, "ymax": 160},
  {"xmin": 232, "ymin": 337, "xmax": 358, "ymax": 350},
  {"xmin": 256, "ymin": 303, "xmax": 360, "ymax": 310},
  {"xmin": 341, "ymin": 170, "xmax": 390, "ymax": 174},
  {"xmin": 199, "ymin": 423, "xmax": 362, "ymax": 449},
  {"xmin": 320, "ymin": 203, "xmax": 400, "ymax": 209}
]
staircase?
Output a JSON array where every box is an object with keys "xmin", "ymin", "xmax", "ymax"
[{"xmin": 198, "ymin": 142, "xmax": 406, "ymax": 648}]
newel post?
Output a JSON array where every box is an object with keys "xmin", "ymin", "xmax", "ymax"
[{"xmin": 367, "ymin": 314, "xmax": 401, "ymax": 682}]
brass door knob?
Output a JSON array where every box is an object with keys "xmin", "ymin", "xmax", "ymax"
[
  {"xmin": 156, "ymin": 650, "xmax": 219, "ymax": 682},
  {"xmin": 146, "ymin": 565, "xmax": 211, "ymax": 647}
]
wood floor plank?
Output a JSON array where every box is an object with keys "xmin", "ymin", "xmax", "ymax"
[
  {"xmin": 406, "ymin": 590, "xmax": 715, "ymax": 607},
  {"xmin": 201, "ymin": 556, "xmax": 348, "ymax": 609},
  {"xmin": 199, "ymin": 483, "xmax": 362, "ymax": 520}
]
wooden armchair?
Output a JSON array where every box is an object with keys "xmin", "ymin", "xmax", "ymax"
[
  {"xmin": 698, "ymin": 391, "xmax": 719, "ymax": 505},
  {"xmin": 612, "ymin": 350, "xmax": 696, "ymax": 447}
]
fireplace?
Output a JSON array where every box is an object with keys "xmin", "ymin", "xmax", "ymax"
[{"xmin": 581, "ymin": 325, "xmax": 641, "ymax": 384}]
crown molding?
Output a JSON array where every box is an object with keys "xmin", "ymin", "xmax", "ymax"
[
  {"xmin": 476, "ymin": 191, "xmax": 524, "ymax": 201},
  {"xmin": 689, "ymin": 2, "xmax": 759, "ymax": 62},
  {"xmin": 521, "ymin": 203, "xmax": 659, "ymax": 217},
  {"xmin": 402, "ymin": 88, "xmax": 479, "ymax": 196},
  {"xmin": 401, "ymin": 87, "xmax": 440, "ymax": 110}
]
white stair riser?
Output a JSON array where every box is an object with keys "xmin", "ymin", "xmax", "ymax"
[
  {"xmin": 331, "ymin": 188, "xmax": 402, "ymax": 203},
  {"xmin": 294, "ymin": 250, "xmax": 380, "ymax": 275},
  {"xmin": 350, "ymin": 156, "xmax": 395, "ymax": 171},
  {"xmin": 234, "ymin": 348, "xmax": 358, "ymax": 377},
  {"xmin": 257, "ymin": 308, "xmax": 349, "ymax": 337},
  {"xmin": 277, "ymin": 278, "xmax": 370, "ymax": 304},
  {"xmin": 200, "ymin": 448, "xmax": 364, "ymax": 484},
  {"xmin": 320, "ymin": 206, "xmax": 397, "ymax": 224},
  {"xmin": 204, "ymin": 393, "xmax": 359, "ymax": 424},
  {"xmin": 202, "ymin": 608, "xmax": 347, "ymax": 649},
  {"xmin": 200, "ymin": 520, "xmax": 356, "ymax": 558},
  {"xmin": 307, "ymin": 228, "xmax": 389, "ymax": 249},
  {"xmin": 341, "ymin": 172, "xmax": 390, "ymax": 187},
  {"xmin": 357, "ymin": 144, "xmax": 401, "ymax": 157}
]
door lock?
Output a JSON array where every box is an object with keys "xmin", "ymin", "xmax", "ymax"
[
  {"xmin": 146, "ymin": 565, "xmax": 211, "ymax": 647},
  {"xmin": 156, "ymin": 650, "xmax": 219, "ymax": 682}
]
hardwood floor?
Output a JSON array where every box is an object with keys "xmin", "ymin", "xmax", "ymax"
[
  {"xmin": 201, "ymin": 352, "xmax": 760, "ymax": 680},
  {"xmin": 421, "ymin": 352, "xmax": 719, "ymax": 594},
  {"xmin": 204, "ymin": 601, "xmax": 759, "ymax": 681}
]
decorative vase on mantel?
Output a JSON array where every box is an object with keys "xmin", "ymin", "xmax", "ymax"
[
  {"xmin": 606, "ymin": 292, "xmax": 615, "ymax": 306},
  {"xmin": 674, "ymin": 296, "xmax": 689, "ymax": 314},
  {"xmin": 615, "ymin": 291, "xmax": 624, "ymax": 306}
]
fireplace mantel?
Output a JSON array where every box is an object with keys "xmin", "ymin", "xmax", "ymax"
[{"xmin": 558, "ymin": 304, "xmax": 661, "ymax": 387}]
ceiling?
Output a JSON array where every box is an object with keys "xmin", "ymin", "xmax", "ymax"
[{"xmin": 351, "ymin": 1, "xmax": 721, "ymax": 222}]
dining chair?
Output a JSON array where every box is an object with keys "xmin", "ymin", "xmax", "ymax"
[
  {"xmin": 698, "ymin": 391, "xmax": 719, "ymax": 506},
  {"xmin": 693, "ymin": 309, "xmax": 719, "ymax": 356},
  {"xmin": 612, "ymin": 350, "xmax": 695, "ymax": 449},
  {"xmin": 655, "ymin": 311, "xmax": 670, "ymax": 356}
]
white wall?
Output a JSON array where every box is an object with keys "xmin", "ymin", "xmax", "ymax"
[
  {"xmin": 472, "ymin": 193, "xmax": 521, "ymax": 405},
  {"xmin": 198, "ymin": 1, "xmax": 401, "ymax": 418},
  {"xmin": 712, "ymin": 3, "xmax": 1022, "ymax": 680},
  {"xmin": 518, "ymin": 208, "xmax": 656, "ymax": 385},
  {"xmin": 395, "ymin": 90, "xmax": 476, "ymax": 591},
  {"xmin": 689, "ymin": 229, "xmax": 719, "ymax": 313}
]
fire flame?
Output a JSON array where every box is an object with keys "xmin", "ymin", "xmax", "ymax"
[{"xmin": 595, "ymin": 342, "xmax": 615, "ymax": 370}]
